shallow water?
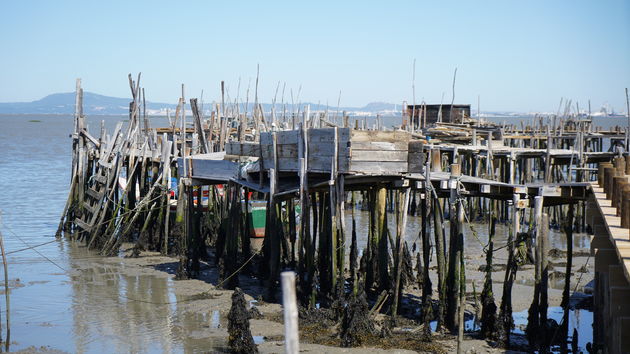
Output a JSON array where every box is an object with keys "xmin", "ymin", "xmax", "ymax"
[
  {"xmin": 0, "ymin": 114, "xmax": 597, "ymax": 352},
  {"xmin": 0, "ymin": 114, "xmax": 224, "ymax": 353},
  {"xmin": 513, "ymin": 307, "xmax": 593, "ymax": 351}
]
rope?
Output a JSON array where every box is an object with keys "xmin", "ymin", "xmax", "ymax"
[
  {"xmin": 5, "ymin": 240, "xmax": 57, "ymax": 255},
  {"xmin": 2, "ymin": 223, "xmax": 66, "ymax": 273},
  {"xmin": 0, "ymin": 218, "xmax": 236, "ymax": 307},
  {"xmin": 214, "ymin": 250, "xmax": 261, "ymax": 289}
]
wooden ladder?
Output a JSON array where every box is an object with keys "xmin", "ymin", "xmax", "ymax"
[{"xmin": 75, "ymin": 123, "xmax": 122, "ymax": 238}]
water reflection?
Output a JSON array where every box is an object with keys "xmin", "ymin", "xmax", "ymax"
[
  {"xmin": 67, "ymin": 247, "xmax": 172, "ymax": 353},
  {"xmin": 65, "ymin": 243, "xmax": 227, "ymax": 353}
]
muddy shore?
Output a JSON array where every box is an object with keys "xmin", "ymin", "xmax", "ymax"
[{"xmin": 14, "ymin": 232, "xmax": 590, "ymax": 353}]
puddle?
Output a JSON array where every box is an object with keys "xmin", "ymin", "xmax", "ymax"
[
  {"xmin": 427, "ymin": 306, "xmax": 592, "ymax": 352},
  {"xmin": 211, "ymin": 310, "xmax": 221, "ymax": 329},
  {"xmin": 513, "ymin": 307, "xmax": 593, "ymax": 352}
]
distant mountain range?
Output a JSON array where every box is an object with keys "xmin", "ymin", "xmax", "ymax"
[
  {"xmin": 4, "ymin": 92, "xmax": 622, "ymax": 118},
  {"xmin": 0, "ymin": 92, "xmax": 404, "ymax": 116}
]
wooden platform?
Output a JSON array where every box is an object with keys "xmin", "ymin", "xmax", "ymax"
[
  {"xmin": 431, "ymin": 143, "xmax": 615, "ymax": 163},
  {"xmin": 589, "ymin": 182, "xmax": 630, "ymax": 352},
  {"xmin": 180, "ymin": 149, "xmax": 592, "ymax": 205},
  {"xmin": 591, "ymin": 183, "xmax": 630, "ymax": 283}
]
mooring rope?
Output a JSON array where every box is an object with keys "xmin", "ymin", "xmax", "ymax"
[
  {"xmin": 0, "ymin": 219, "xmax": 237, "ymax": 307},
  {"xmin": 1, "ymin": 223, "xmax": 67, "ymax": 273},
  {"xmin": 214, "ymin": 249, "xmax": 261, "ymax": 289},
  {"xmin": 5, "ymin": 239, "xmax": 57, "ymax": 255}
]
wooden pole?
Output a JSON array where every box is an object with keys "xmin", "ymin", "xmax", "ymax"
[
  {"xmin": 392, "ymin": 187, "xmax": 410, "ymax": 318},
  {"xmin": 433, "ymin": 190, "xmax": 447, "ymax": 331},
  {"xmin": 560, "ymin": 204, "xmax": 574, "ymax": 350},
  {"xmin": 540, "ymin": 212, "xmax": 550, "ymax": 348},
  {"xmin": 447, "ymin": 163, "xmax": 462, "ymax": 332},
  {"xmin": 0, "ymin": 215, "xmax": 10, "ymax": 351},
  {"xmin": 625, "ymin": 88, "xmax": 629, "ymax": 150},
  {"xmin": 456, "ymin": 191, "xmax": 465, "ymax": 354},
  {"xmin": 281, "ymin": 271, "xmax": 299, "ymax": 354},
  {"xmin": 526, "ymin": 195, "xmax": 544, "ymax": 349}
]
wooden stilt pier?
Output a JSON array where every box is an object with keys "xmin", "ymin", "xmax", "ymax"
[{"xmin": 57, "ymin": 76, "xmax": 627, "ymax": 351}]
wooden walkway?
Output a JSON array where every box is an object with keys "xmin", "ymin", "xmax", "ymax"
[{"xmin": 589, "ymin": 182, "xmax": 630, "ymax": 352}]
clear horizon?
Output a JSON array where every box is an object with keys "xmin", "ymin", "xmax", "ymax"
[{"xmin": 1, "ymin": 0, "xmax": 629, "ymax": 112}]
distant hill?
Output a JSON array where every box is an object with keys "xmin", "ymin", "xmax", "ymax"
[
  {"xmin": 0, "ymin": 92, "xmax": 178, "ymax": 115},
  {"xmin": 0, "ymin": 92, "xmax": 404, "ymax": 116}
]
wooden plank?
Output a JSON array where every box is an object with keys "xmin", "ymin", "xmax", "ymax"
[
  {"xmin": 94, "ymin": 174, "xmax": 107, "ymax": 184},
  {"xmin": 262, "ymin": 144, "xmax": 300, "ymax": 159},
  {"xmin": 257, "ymin": 138, "xmax": 351, "ymax": 161},
  {"xmin": 310, "ymin": 154, "xmax": 349, "ymax": 173},
  {"xmin": 83, "ymin": 202, "xmax": 97, "ymax": 215},
  {"xmin": 74, "ymin": 218, "xmax": 92, "ymax": 232},
  {"xmin": 308, "ymin": 128, "xmax": 350, "ymax": 143},
  {"xmin": 408, "ymin": 152, "xmax": 425, "ymax": 173},
  {"xmin": 80, "ymin": 129, "xmax": 101, "ymax": 147},
  {"xmin": 350, "ymin": 130, "xmax": 410, "ymax": 142},
  {"xmin": 261, "ymin": 155, "xmax": 350, "ymax": 173},
  {"xmin": 86, "ymin": 187, "xmax": 104, "ymax": 200},
  {"xmin": 351, "ymin": 140, "xmax": 409, "ymax": 151},
  {"xmin": 307, "ymin": 141, "xmax": 349, "ymax": 158},
  {"xmin": 98, "ymin": 160, "xmax": 112, "ymax": 169},
  {"xmin": 190, "ymin": 158, "xmax": 239, "ymax": 181},
  {"xmin": 350, "ymin": 150, "xmax": 408, "ymax": 162},
  {"xmin": 225, "ymin": 142, "xmax": 260, "ymax": 157},
  {"xmin": 261, "ymin": 130, "xmax": 300, "ymax": 145},
  {"xmin": 349, "ymin": 161, "xmax": 407, "ymax": 174},
  {"xmin": 408, "ymin": 140, "xmax": 425, "ymax": 153}
]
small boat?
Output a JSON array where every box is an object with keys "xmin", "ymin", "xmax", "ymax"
[
  {"xmin": 248, "ymin": 200, "xmax": 267, "ymax": 238},
  {"xmin": 246, "ymin": 200, "xmax": 301, "ymax": 239}
]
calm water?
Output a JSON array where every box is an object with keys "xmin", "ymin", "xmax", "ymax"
[
  {"xmin": 0, "ymin": 114, "xmax": 219, "ymax": 353},
  {"xmin": 0, "ymin": 113, "xmax": 609, "ymax": 352}
]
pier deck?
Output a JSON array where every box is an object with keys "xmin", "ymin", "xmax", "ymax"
[{"xmin": 589, "ymin": 183, "xmax": 630, "ymax": 352}]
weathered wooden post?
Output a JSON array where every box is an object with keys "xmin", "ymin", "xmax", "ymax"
[
  {"xmin": 539, "ymin": 212, "xmax": 550, "ymax": 348},
  {"xmin": 0, "ymin": 214, "xmax": 10, "ymax": 351},
  {"xmin": 430, "ymin": 148, "xmax": 447, "ymax": 331},
  {"xmin": 281, "ymin": 271, "xmax": 299, "ymax": 354},
  {"xmin": 604, "ymin": 166, "xmax": 616, "ymax": 199},
  {"xmin": 480, "ymin": 202, "xmax": 498, "ymax": 340},
  {"xmin": 392, "ymin": 187, "xmax": 410, "ymax": 318},
  {"xmin": 446, "ymin": 163, "xmax": 462, "ymax": 332},
  {"xmin": 560, "ymin": 204, "xmax": 574, "ymax": 351},
  {"xmin": 498, "ymin": 193, "xmax": 521, "ymax": 347},
  {"xmin": 615, "ymin": 178, "xmax": 629, "ymax": 216},
  {"xmin": 622, "ymin": 186, "xmax": 630, "ymax": 228},
  {"xmin": 375, "ymin": 186, "xmax": 389, "ymax": 291},
  {"xmin": 526, "ymin": 195, "xmax": 544, "ymax": 349}
]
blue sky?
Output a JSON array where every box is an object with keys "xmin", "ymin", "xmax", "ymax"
[{"xmin": 0, "ymin": 0, "xmax": 628, "ymax": 112}]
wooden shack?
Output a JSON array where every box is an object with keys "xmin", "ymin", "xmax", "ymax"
[
  {"xmin": 225, "ymin": 128, "xmax": 412, "ymax": 175},
  {"xmin": 405, "ymin": 104, "xmax": 471, "ymax": 126}
]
